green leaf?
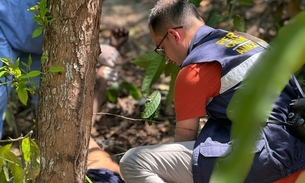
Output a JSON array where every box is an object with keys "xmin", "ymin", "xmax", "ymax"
[
  {"xmin": 120, "ymin": 82, "xmax": 141, "ymax": 100},
  {"xmin": 9, "ymin": 66, "xmax": 22, "ymax": 79},
  {"xmin": 142, "ymin": 91, "xmax": 161, "ymax": 119},
  {"xmin": 0, "ymin": 168, "xmax": 9, "ymax": 183},
  {"xmin": 23, "ymin": 139, "xmax": 41, "ymax": 180},
  {"xmin": 21, "ymin": 138, "xmax": 31, "ymax": 162},
  {"xmin": 48, "ymin": 67, "xmax": 64, "ymax": 73},
  {"xmin": 164, "ymin": 62, "xmax": 179, "ymax": 77},
  {"xmin": 189, "ymin": 0, "xmax": 201, "ymax": 7},
  {"xmin": 16, "ymin": 85, "xmax": 29, "ymax": 105},
  {"xmin": 4, "ymin": 107, "xmax": 15, "ymax": 129},
  {"xmin": 32, "ymin": 27, "xmax": 43, "ymax": 38},
  {"xmin": 0, "ymin": 71, "xmax": 7, "ymax": 78},
  {"xmin": 0, "ymin": 144, "xmax": 23, "ymax": 183},
  {"xmin": 39, "ymin": 0, "xmax": 48, "ymax": 17},
  {"xmin": 28, "ymin": 5, "xmax": 39, "ymax": 11},
  {"xmin": 233, "ymin": 15, "xmax": 246, "ymax": 32},
  {"xmin": 132, "ymin": 52, "xmax": 163, "ymax": 69},
  {"xmin": 210, "ymin": 11, "xmax": 305, "ymax": 183},
  {"xmin": 27, "ymin": 54, "xmax": 33, "ymax": 69},
  {"xmin": 0, "ymin": 58, "xmax": 12, "ymax": 66},
  {"xmin": 2, "ymin": 163, "xmax": 10, "ymax": 182},
  {"xmin": 106, "ymin": 82, "xmax": 120, "ymax": 103},
  {"xmin": 141, "ymin": 57, "xmax": 166, "ymax": 97},
  {"xmin": 21, "ymin": 71, "xmax": 42, "ymax": 79},
  {"xmin": 227, "ymin": 0, "xmax": 236, "ymax": 19}
]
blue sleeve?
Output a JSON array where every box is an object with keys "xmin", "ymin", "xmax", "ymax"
[{"xmin": 0, "ymin": 0, "xmax": 43, "ymax": 54}]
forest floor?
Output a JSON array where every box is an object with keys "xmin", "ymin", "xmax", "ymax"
[{"xmin": 2, "ymin": 0, "xmax": 305, "ymax": 161}]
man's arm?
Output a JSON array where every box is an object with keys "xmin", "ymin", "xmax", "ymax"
[{"xmin": 174, "ymin": 117, "xmax": 200, "ymax": 142}]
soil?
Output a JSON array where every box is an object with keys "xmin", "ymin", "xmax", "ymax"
[{"xmin": 2, "ymin": 0, "xmax": 305, "ymax": 161}]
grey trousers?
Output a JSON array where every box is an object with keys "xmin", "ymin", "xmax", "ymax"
[{"xmin": 119, "ymin": 141, "xmax": 194, "ymax": 183}]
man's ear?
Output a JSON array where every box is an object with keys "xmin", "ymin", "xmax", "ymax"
[{"xmin": 168, "ymin": 29, "xmax": 181, "ymax": 44}]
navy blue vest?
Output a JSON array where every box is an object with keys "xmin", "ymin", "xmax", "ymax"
[{"xmin": 182, "ymin": 26, "xmax": 305, "ymax": 183}]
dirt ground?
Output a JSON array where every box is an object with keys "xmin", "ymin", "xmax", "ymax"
[{"xmin": 2, "ymin": 0, "xmax": 305, "ymax": 160}]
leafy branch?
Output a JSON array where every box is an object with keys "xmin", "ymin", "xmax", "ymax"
[{"xmin": 28, "ymin": 0, "xmax": 55, "ymax": 38}]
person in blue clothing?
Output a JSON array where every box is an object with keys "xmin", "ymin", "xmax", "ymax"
[
  {"xmin": 0, "ymin": 0, "xmax": 43, "ymax": 138},
  {"xmin": 119, "ymin": 0, "xmax": 305, "ymax": 183},
  {"xmin": 0, "ymin": 1, "xmax": 126, "ymax": 182}
]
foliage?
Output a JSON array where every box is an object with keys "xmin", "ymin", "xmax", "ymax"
[
  {"xmin": 0, "ymin": 57, "xmax": 63, "ymax": 106},
  {"xmin": 210, "ymin": 10, "xmax": 305, "ymax": 183},
  {"xmin": 28, "ymin": 0, "xmax": 55, "ymax": 38},
  {"xmin": 106, "ymin": 81, "xmax": 141, "ymax": 103},
  {"xmin": 132, "ymin": 53, "xmax": 179, "ymax": 119},
  {"xmin": 0, "ymin": 131, "xmax": 40, "ymax": 183}
]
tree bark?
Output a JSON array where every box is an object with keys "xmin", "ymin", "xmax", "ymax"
[{"xmin": 35, "ymin": 0, "xmax": 102, "ymax": 182}]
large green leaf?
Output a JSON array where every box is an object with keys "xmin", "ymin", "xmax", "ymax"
[
  {"xmin": 164, "ymin": 63, "xmax": 180, "ymax": 112},
  {"xmin": 141, "ymin": 56, "xmax": 166, "ymax": 97},
  {"xmin": 0, "ymin": 144, "xmax": 23, "ymax": 183},
  {"xmin": 132, "ymin": 52, "xmax": 164, "ymax": 69},
  {"xmin": 141, "ymin": 91, "xmax": 161, "ymax": 120},
  {"xmin": 21, "ymin": 138, "xmax": 41, "ymax": 181},
  {"xmin": 210, "ymin": 11, "xmax": 305, "ymax": 183}
]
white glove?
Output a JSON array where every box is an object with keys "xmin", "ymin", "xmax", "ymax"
[
  {"xmin": 101, "ymin": 66, "xmax": 118, "ymax": 82},
  {"xmin": 97, "ymin": 44, "xmax": 120, "ymax": 68}
]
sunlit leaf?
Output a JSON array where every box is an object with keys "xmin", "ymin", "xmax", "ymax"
[
  {"xmin": 25, "ymin": 139, "xmax": 41, "ymax": 180},
  {"xmin": 142, "ymin": 91, "xmax": 161, "ymax": 119},
  {"xmin": 10, "ymin": 67, "xmax": 22, "ymax": 79},
  {"xmin": 20, "ymin": 71, "xmax": 41, "ymax": 80},
  {"xmin": 21, "ymin": 138, "xmax": 31, "ymax": 162},
  {"xmin": 0, "ymin": 144, "xmax": 23, "ymax": 183},
  {"xmin": 39, "ymin": 0, "xmax": 48, "ymax": 16},
  {"xmin": 16, "ymin": 85, "xmax": 29, "ymax": 105},
  {"xmin": 141, "ymin": 57, "xmax": 166, "ymax": 97},
  {"xmin": 32, "ymin": 27, "xmax": 43, "ymax": 38},
  {"xmin": 0, "ymin": 71, "xmax": 7, "ymax": 78}
]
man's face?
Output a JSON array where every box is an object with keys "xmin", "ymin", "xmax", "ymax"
[{"xmin": 150, "ymin": 26, "xmax": 183, "ymax": 65}]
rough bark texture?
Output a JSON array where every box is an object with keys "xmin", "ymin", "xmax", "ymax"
[{"xmin": 35, "ymin": 0, "xmax": 103, "ymax": 182}]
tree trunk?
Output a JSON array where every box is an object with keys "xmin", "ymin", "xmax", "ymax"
[{"xmin": 34, "ymin": 0, "xmax": 103, "ymax": 182}]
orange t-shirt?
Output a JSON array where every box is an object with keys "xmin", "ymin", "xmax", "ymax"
[
  {"xmin": 273, "ymin": 170, "xmax": 305, "ymax": 183},
  {"xmin": 174, "ymin": 62, "xmax": 221, "ymax": 121}
]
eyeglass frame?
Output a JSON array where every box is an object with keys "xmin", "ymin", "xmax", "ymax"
[{"xmin": 154, "ymin": 26, "xmax": 184, "ymax": 56}]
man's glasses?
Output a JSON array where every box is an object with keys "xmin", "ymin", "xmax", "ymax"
[{"xmin": 154, "ymin": 26, "xmax": 183, "ymax": 56}]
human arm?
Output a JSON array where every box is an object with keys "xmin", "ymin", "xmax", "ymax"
[{"xmin": 174, "ymin": 118, "xmax": 199, "ymax": 142}]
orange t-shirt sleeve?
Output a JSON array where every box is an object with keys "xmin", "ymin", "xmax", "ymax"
[
  {"xmin": 174, "ymin": 61, "xmax": 221, "ymax": 121},
  {"xmin": 272, "ymin": 169, "xmax": 305, "ymax": 183}
]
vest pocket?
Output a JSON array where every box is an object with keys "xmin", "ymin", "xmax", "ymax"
[
  {"xmin": 198, "ymin": 137, "xmax": 265, "ymax": 158},
  {"xmin": 192, "ymin": 136, "xmax": 269, "ymax": 183}
]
